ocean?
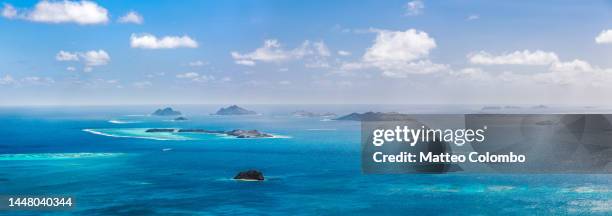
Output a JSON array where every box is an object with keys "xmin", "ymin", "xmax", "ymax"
[{"xmin": 0, "ymin": 105, "xmax": 611, "ymax": 215}]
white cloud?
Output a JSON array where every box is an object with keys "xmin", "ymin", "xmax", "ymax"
[
  {"xmin": 0, "ymin": 74, "xmax": 55, "ymax": 86},
  {"xmin": 450, "ymin": 68, "xmax": 492, "ymax": 81},
  {"xmin": 2, "ymin": 1, "xmax": 109, "ymax": 25},
  {"xmin": 279, "ymin": 80, "xmax": 292, "ymax": 85},
  {"xmin": 468, "ymin": 50, "xmax": 559, "ymax": 65},
  {"xmin": 314, "ymin": 41, "xmax": 331, "ymax": 56},
  {"xmin": 235, "ymin": 60, "xmax": 256, "ymax": 66},
  {"xmin": 550, "ymin": 59, "xmax": 593, "ymax": 72},
  {"xmin": 80, "ymin": 50, "xmax": 110, "ymax": 66},
  {"xmin": 305, "ymin": 61, "xmax": 330, "ymax": 68},
  {"xmin": 405, "ymin": 1, "xmax": 424, "ymax": 16},
  {"xmin": 188, "ymin": 60, "xmax": 207, "ymax": 67},
  {"xmin": 231, "ymin": 39, "xmax": 331, "ymax": 66},
  {"xmin": 56, "ymin": 50, "xmax": 79, "ymax": 61},
  {"xmin": 337, "ymin": 29, "xmax": 447, "ymax": 77},
  {"xmin": 231, "ymin": 40, "xmax": 292, "ymax": 64},
  {"xmin": 132, "ymin": 81, "xmax": 152, "ymax": 88},
  {"xmin": 1, "ymin": 3, "xmax": 16, "ymax": 18},
  {"xmin": 22, "ymin": 76, "xmax": 55, "ymax": 85},
  {"xmin": 364, "ymin": 29, "xmax": 436, "ymax": 63},
  {"xmin": 595, "ymin": 29, "xmax": 612, "ymax": 44},
  {"xmin": 130, "ymin": 33, "xmax": 198, "ymax": 49},
  {"xmin": 176, "ymin": 72, "xmax": 200, "ymax": 79},
  {"xmin": 176, "ymin": 72, "xmax": 214, "ymax": 82},
  {"xmin": 466, "ymin": 14, "xmax": 480, "ymax": 21},
  {"xmin": 66, "ymin": 66, "xmax": 76, "ymax": 71},
  {"xmin": 118, "ymin": 11, "xmax": 143, "ymax": 24},
  {"xmin": 337, "ymin": 50, "xmax": 351, "ymax": 56},
  {"xmin": 460, "ymin": 49, "xmax": 612, "ymax": 87},
  {"xmin": 193, "ymin": 75, "xmax": 215, "ymax": 82},
  {"xmin": 0, "ymin": 74, "xmax": 15, "ymax": 85},
  {"xmin": 538, "ymin": 59, "xmax": 607, "ymax": 85},
  {"xmin": 146, "ymin": 72, "xmax": 165, "ymax": 78},
  {"xmin": 55, "ymin": 49, "xmax": 110, "ymax": 71},
  {"xmin": 379, "ymin": 60, "xmax": 449, "ymax": 77}
]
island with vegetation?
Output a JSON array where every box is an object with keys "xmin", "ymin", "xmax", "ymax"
[
  {"xmin": 151, "ymin": 107, "xmax": 182, "ymax": 116},
  {"xmin": 215, "ymin": 105, "xmax": 257, "ymax": 115},
  {"xmin": 145, "ymin": 128, "xmax": 273, "ymax": 138}
]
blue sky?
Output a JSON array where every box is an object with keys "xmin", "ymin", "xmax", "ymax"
[{"xmin": 1, "ymin": 0, "xmax": 612, "ymax": 105}]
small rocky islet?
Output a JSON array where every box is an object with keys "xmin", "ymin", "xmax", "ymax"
[
  {"xmin": 233, "ymin": 170, "xmax": 265, "ymax": 181},
  {"xmin": 145, "ymin": 128, "xmax": 273, "ymax": 138},
  {"xmin": 173, "ymin": 116, "xmax": 188, "ymax": 121}
]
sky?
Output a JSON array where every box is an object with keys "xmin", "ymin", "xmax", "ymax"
[{"xmin": 1, "ymin": 0, "xmax": 612, "ymax": 105}]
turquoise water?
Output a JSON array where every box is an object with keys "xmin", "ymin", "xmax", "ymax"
[{"xmin": 0, "ymin": 105, "xmax": 611, "ymax": 215}]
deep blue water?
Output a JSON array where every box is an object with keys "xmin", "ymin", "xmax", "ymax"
[{"xmin": 0, "ymin": 105, "xmax": 611, "ymax": 215}]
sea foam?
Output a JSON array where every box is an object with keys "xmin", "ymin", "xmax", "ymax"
[
  {"xmin": 83, "ymin": 128, "xmax": 191, "ymax": 141},
  {"xmin": 108, "ymin": 120, "xmax": 141, "ymax": 124},
  {"xmin": 0, "ymin": 153, "xmax": 125, "ymax": 160}
]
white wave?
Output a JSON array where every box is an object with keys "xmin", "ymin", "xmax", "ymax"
[
  {"xmin": 269, "ymin": 134, "xmax": 292, "ymax": 139},
  {"xmin": 569, "ymin": 200, "xmax": 612, "ymax": 212},
  {"xmin": 0, "ymin": 152, "xmax": 125, "ymax": 160},
  {"xmin": 320, "ymin": 119, "xmax": 335, "ymax": 122},
  {"xmin": 568, "ymin": 186, "xmax": 611, "ymax": 193},
  {"xmin": 108, "ymin": 120, "xmax": 141, "ymax": 124},
  {"xmin": 82, "ymin": 129, "xmax": 190, "ymax": 141},
  {"xmin": 124, "ymin": 181, "xmax": 153, "ymax": 185},
  {"xmin": 487, "ymin": 185, "xmax": 515, "ymax": 192}
]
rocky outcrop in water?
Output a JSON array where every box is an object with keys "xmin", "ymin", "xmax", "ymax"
[
  {"xmin": 174, "ymin": 116, "xmax": 188, "ymax": 121},
  {"xmin": 226, "ymin": 129, "xmax": 273, "ymax": 138},
  {"xmin": 215, "ymin": 105, "xmax": 257, "ymax": 115},
  {"xmin": 233, "ymin": 170, "xmax": 264, "ymax": 181},
  {"xmin": 152, "ymin": 107, "xmax": 182, "ymax": 116},
  {"xmin": 145, "ymin": 128, "xmax": 176, "ymax": 132}
]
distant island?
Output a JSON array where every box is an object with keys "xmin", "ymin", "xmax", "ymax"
[
  {"xmin": 480, "ymin": 105, "xmax": 522, "ymax": 111},
  {"xmin": 504, "ymin": 105, "xmax": 521, "ymax": 109},
  {"xmin": 145, "ymin": 128, "xmax": 273, "ymax": 138},
  {"xmin": 215, "ymin": 105, "xmax": 257, "ymax": 115},
  {"xmin": 152, "ymin": 107, "xmax": 182, "ymax": 116},
  {"xmin": 481, "ymin": 106, "xmax": 502, "ymax": 110},
  {"xmin": 532, "ymin": 105, "xmax": 549, "ymax": 109},
  {"xmin": 292, "ymin": 110, "xmax": 336, "ymax": 118},
  {"xmin": 334, "ymin": 112, "xmax": 414, "ymax": 121},
  {"xmin": 174, "ymin": 116, "xmax": 188, "ymax": 121}
]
